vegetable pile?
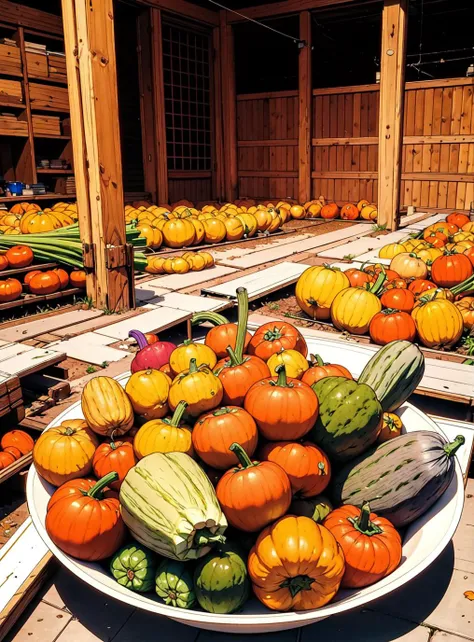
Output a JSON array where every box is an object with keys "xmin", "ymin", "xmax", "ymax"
[{"xmin": 33, "ymin": 287, "xmax": 464, "ymax": 615}]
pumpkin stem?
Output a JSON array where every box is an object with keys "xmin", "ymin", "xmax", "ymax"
[
  {"xmin": 169, "ymin": 401, "xmax": 188, "ymax": 426},
  {"xmin": 213, "ymin": 407, "xmax": 231, "ymax": 416},
  {"xmin": 64, "ymin": 427, "xmax": 75, "ymax": 436},
  {"xmin": 311, "ymin": 354, "xmax": 325, "ymax": 367},
  {"xmin": 183, "ymin": 339, "xmax": 192, "ymax": 346},
  {"xmin": 188, "ymin": 358, "xmax": 199, "ymax": 374},
  {"xmin": 349, "ymin": 502, "xmax": 383, "ymax": 536},
  {"xmin": 191, "ymin": 311, "xmax": 229, "ymax": 327},
  {"xmin": 128, "ymin": 330, "xmax": 148, "ymax": 350},
  {"xmin": 263, "ymin": 326, "xmax": 282, "ymax": 341},
  {"xmin": 272, "ymin": 364, "xmax": 291, "ymax": 388},
  {"xmin": 226, "ymin": 345, "xmax": 241, "ymax": 367},
  {"xmin": 229, "ymin": 442, "xmax": 256, "ymax": 469},
  {"xmin": 233, "ymin": 287, "xmax": 249, "ymax": 363},
  {"xmin": 86, "ymin": 472, "xmax": 118, "ymax": 499},
  {"xmin": 280, "ymin": 574, "xmax": 315, "ymax": 598},
  {"xmin": 194, "ymin": 527, "xmax": 226, "ymax": 548},
  {"xmin": 444, "ymin": 435, "xmax": 465, "ymax": 458},
  {"xmin": 369, "ymin": 269, "xmax": 387, "ymax": 295}
]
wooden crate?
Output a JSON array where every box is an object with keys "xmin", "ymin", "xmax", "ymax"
[
  {"xmin": 29, "ymin": 82, "xmax": 69, "ymax": 111},
  {"xmin": 0, "ymin": 79, "xmax": 23, "ymax": 104},
  {"xmin": 48, "ymin": 53, "xmax": 66, "ymax": 81},
  {"xmin": 32, "ymin": 114, "xmax": 60, "ymax": 136},
  {"xmin": 26, "ymin": 52, "xmax": 48, "ymax": 79},
  {"xmin": 0, "ymin": 114, "xmax": 28, "ymax": 136},
  {"xmin": 0, "ymin": 372, "xmax": 23, "ymax": 419},
  {"xmin": 0, "ymin": 44, "xmax": 22, "ymax": 77}
]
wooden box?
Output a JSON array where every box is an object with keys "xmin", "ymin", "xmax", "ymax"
[
  {"xmin": 0, "ymin": 44, "xmax": 22, "ymax": 77},
  {"xmin": 29, "ymin": 82, "xmax": 69, "ymax": 111},
  {"xmin": 0, "ymin": 372, "xmax": 23, "ymax": 419},
  {"xmin": 0, "ymin": 113, "xmax": 28, "ymax": 136},
  {"xmin": 32, "ymin": 114, "xmax": 61, "ymax": 136},
  {"xmin": 48, "ymin": 53, "xmax": 67, "ymax": 81},
  {"xmin": 26, "ymin": 52, "xmax": 48, "ymax": 79},
  {"xmin": 0, "ymin": 79, "xmax": 23, "ymax": 104}
]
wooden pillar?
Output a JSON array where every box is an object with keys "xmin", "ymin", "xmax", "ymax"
[
  {"xmin": 220, "ymin": 11, "xmax": 238, "ymax": 202},
  {"xmin": 212, "ymin": 26, "xmax": 225, "ymax": 202},
  {"xmin": 62, "ymin": 0, "xmax": 133, "ymax": 311},
  {"xmin": 298, "ymin": 11, "xmax": 312, "ymax": 204},
  {"xmin": 377, "ymin": 0, "xmax": 408, "ymax": 230},
  {"xmin": 150, "ymin": 9, "xmax": 169, "ymax": 206}
]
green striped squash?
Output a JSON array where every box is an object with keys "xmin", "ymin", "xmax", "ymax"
[
  {"xmin": 358, "ymin": 340, "xmax": 425, "ymax": 412},
  {"xmin": 155, "ymin": 560, "xmax": 196, "ymax": 609},
  {"xmin": 119, "ymin": 452, "xmax": 227, "ymax": 561},
  {"xmin": 110, "ymin": 542, "xmax": 156, "ymax": 593}
]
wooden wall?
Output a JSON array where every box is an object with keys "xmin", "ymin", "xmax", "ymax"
[
  {"xmin": 236, "ymin": 77, "xmax": 474, "ymax": 210},
  {"xmin": 168, "ymin": 172, "xmax": 213, "ymax": 205}
]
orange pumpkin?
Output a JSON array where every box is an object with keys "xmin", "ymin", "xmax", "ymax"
[
  {"xmin": 323, "ymin": 502, "xmax": 402, "ymax": 588},
  {"xmin": 248, "ymin": 321, "xmax": 307, "ymax": 361},
  {"xmin": 431, "ymin": 253, "xmax": 473, "ymax": 288},
  {"xmin": 301, "ymin": 354, "xmax": 352, "ymax": 386},
  {"xmin": 5, "ymin": 245, "xmax": 34, "ymax": 268},
  {"xmin": 70, "ymin": 270, "xmax": 87, "ymax": 288},
  {"xmin": 447, "ymin": 212, "xmax": 470, "ymax": 228},
  {"xmin": 408, "ymin": 278, "xmax": 437, "ymax": 296},
  {"xmin": 24, "ymin": 270, "xmax": 42, "ymax": 288},
  {"xmin": 0, "ymin": 452, "xmax": 15, "ymax": 469},
  {"xmin": 340, "ymin": 203, "xmax": 359, "ymax": 220},
  {"xmin": 455, "ymin": 296, "xmax": 474, "ymax": 330},
  {"xmin": 290, "ymin": 205, "xmax": 305, "ymax": 219},
  {"xmin": 3, "ymin": 445, "xmax": 21, "ymax": 460},
  {"xmin": 321, "ymin": 203, "xmax": 340, "ymax": 219},
  {"xmin": 0, "ymin": 255, "xmax": 9, "ymax": 271},
  {"xmin": 192, "ymin": 406, "xmax": 258, "ymax": 469},
  {"xmin": 369, "ymin": 309, "xmax": 416, "ymax": 345},
  {"xmin": 344, "ymin": 268, "xmax": 371, "ymax": 288},
  {"xmin": 52, "ymin": 268, "xmax": 70, "ymax": 290},
  {"xmin": 92, "ymin": 437, "xmax": 137, "ymax": 490},
  {"xmin": 28, "ymin": 271, "xmax": 61, "ymax": 295},
  {"xmin": 260, "ymin": 441, "xmax": 331, "ymax": 497},
  {"xmin": 1, "ymin": 430, "xmax": 34, "ymax": 455},
  {"xmin": 216, "ymin": 442, "xmax": 292, "ymax": 532},
  {"xmin": 0, "ymin": 278, "xmax": 22, "ymax": 302},
  {"xmin": 205, "ymin": 321, "xmax": 251, "ymax": 360},
  {"xmin": 380, "ymin": 287, "xmax": 415, "ymax": 312},
  {"xmin": 465, "ymin": 246, "xmax": 474, "ymax": 268}
]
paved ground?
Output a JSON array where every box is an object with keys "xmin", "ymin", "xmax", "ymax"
[{"xmin": 8, "ymin": 480, "xmax": 474, "ymax": 642}]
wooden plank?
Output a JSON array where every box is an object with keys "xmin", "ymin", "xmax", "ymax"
[
  {"xmin": 239, "ymin": 170, "xmax": 298, "ymax": 178},
  {"xmin": 0, "ymin": 348, "xmax": 66, "ymax": 378},
  {"xmin": 18, "ymin": 27, "xmax": 36, "ymax": 184},
  {"xmin": 312, "ymin": 136, "xmax": 378, "ymax": 146},
  {"xmin": 403, "ymin": 135, "xmax": 474, "ymax": 144},
  {"xmin": 220, "ymin": 11, "xmax": 238, "ymax": 202},
  {"xmin": 142, "ymin": 265, "xmax": 238, "ymax": 291},
  {"xmin": 0, "ymin": 309, "xmax": 103, "ymax": 343},
  {"xmin": 311, "ymin": 171, "xmax": 377, "ymax": 179},
  {"xmin": 402, "ymin": 173, "xmax": 474, "ymax": 183},
  {"xmin": 212, "ymin": 26, "xmax": 224, "ymax": 201},
  {"xmin": 237, "ymin": 90, "xmax": 298, "ymax": 100},
  {"xmin": 150, "ymin": 9, "xmax": 168, "ymax": 205},
  {"xmin": 0, "ymin": 0, "xmax": 62, "ymax": 34},
  {"xmin": 226, "ymin": 0, "xmax": 353, "ymax": 23},
  {"xmin": 298, "ymin": 11, "xmax": 311, "ymax": 204},
  {"xmin": 95, "ymin": 306, "xmax": 191, "ymax": 341},
  {"xmin": 377, "ymin": 0, "xmax": 407, "ymax": 230},
  {"xmin": 238, "ymin": 139, "xmax": 298, "ymax": 147},
  {"xmin": 50, "ymin": 335, "xmax": 128, "ymax": 365},
  {"xmin": 136, "ymin": 0, "xmax": 218, "ymax": 26}
]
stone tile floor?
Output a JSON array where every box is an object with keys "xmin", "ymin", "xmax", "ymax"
[{"xmin": 7, "ymin": 479, "xmax": 474, "ymax": 642}]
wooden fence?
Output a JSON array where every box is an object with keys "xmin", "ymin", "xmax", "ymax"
[{"xmin": 236, "ymin": 77, "xmax": 474, "ymax": 210}]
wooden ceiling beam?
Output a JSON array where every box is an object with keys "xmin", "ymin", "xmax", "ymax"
[
  {"xmin": 136, "ymin": 0, "xmax": 219, "ymax": 26},
  {"xmin": 0, "ymin": 0, "xmax": 63, "ymax": 34},
  {"xmin": 225, "ymin": 0, "xmax": 353, "ymax": 23}
]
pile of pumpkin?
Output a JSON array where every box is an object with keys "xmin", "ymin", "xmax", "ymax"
[
  {"xmin": 289, "ymin": 198, "xmax": 377, "ymax": 222},
  {"xmin": 0, "ymin": 201, "xmax": 78, "ymax": 235},
  {"xmin": 0, "ymin": 429, "xmax": 34, "ymax": 469},
  {"xmin": 296, "ymin": 212, "xmax": 474, "ymax": 350},
  {"xmin": 146, "ymin": 250, "xmax": 215, "ymax": 275},
  {"xmin": 32, "ymin": 287, "xmax": 462, "ymax": 615},
  {"xmin": 0, "ymin": 245, "xmax": 86, "ymax": 303}
]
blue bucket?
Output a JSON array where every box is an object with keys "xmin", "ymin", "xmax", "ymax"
[{"xmin": 6, "ymin": 181, "xmax": 23, "ymax": 196}]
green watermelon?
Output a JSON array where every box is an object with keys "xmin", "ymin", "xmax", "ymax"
[
  {"xmin": 155, "ymin": 560, "xmax": 195, "ymax": 609},
  {"xmin": 110, "ymin": 542, "xmax": 156, "ymax": 592},
  {"xmin": 311, "ymin": 377, "xmax": 382, "ymax": 462}
]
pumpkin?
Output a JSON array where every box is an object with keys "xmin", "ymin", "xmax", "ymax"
[
  {"xmin": 203, "ymin": 219, "xmax": 226, "ymax": 243},
  {"xmin": 321, "ymin": 203, "xmax": 340, "ymax": 219},
  {"xmin": 93, "ymin": 437, "xmax": 138, "ymax": 489},
  {"xmin": 254, "ymin": 208, "xmax": 272, "ymax": 231},
  {"xmin": 290, "ymin": 495, "xmax": 333, "ymax": 523},
  {"xmin": 20, "ymin": 210, "xmax": 64, "ymax": 234},
  {"xmin": 416, "ymin": 247, "xmax": 443, "ymax": 264},
  {"xmin": 133, "ymin": 401, "xmax": 194, "ymax": 458},
  {"xmin": 369, "ymin": 309, "xmax": 416, "ymax": 345},
  {"xmin": 301, "ymin": 353, "xmax": 352, "ymax": 386},
  {"xmin": 390, "ymin": 253, "xmax": 428, "ymax": 280},
  {"xmin": 216, "ymin": 442, "xmax": 291, "ymax": 532},
  {"xmin": 162, "ymin": 219, "xmax": 195, "ymax": 247},
  {"xmin": 203, "ymin": 316, "xmax": 251, "ymax": 360},
  {"xmin": 28, "ymin": 271, "xmax": 61, "ymax": 295},
  {"xmin": 1, "ymin": 429, "xmax": 34, "ymax": 455},
  {"xmin": 125, "ymin": 368, "xmax": 170, "ymax": 420},
  {"xmin": 169, "ymin": 358, "xmax": 223, "ymax": 417},
  {"xmin": 415, "ymin": 287, "xmax": 455, "ymax": 304},
  {"xmin": 267, "ymin": 349, "xmax": 309, "ymax": 379},
  {"xmin": 51, "ymin": 268, "xmax": 69, "ymax": 290},
  {"xmin": 187, "ymin": 254, "xmax": 206, "ymax": 271},
  {"xmin": 223, "ymin": 217, "xmax": 244, "ymax": 241},
  {"xmin": 290, "ymin": 204, "xmax": 305, "ymax": 219},
  {"xmin": 129, "ymin": 330, "xmax": 175, "ymax": 373},
  {"xmin": 408, "ymin": 278, "xmax": 436, "ymax": 296},
  {"xmin": 295, "ymin": 265, "xmax": 350, "ymax": 320},
  {"xmin": 244, "ymin": 365, "xmax": 318, "ymax": 441},
  {"xmin": 360, "ymin": 205, "xmax": 378, "ymax": 221},
  {"xmin": 193, "ymin": 406, "xmax": 257, "ymax": 469},
  {"xmin": 307, "ymin": 202, "xmax": 323, "ymax": 218},
  {"xmin": 411, "ymin": 299, "xmax": 463, "ymax": 348},
  {"xmin": 344, "ymin": 268, "xmax": 371, "ymax": 288},
  {"xmin": 248, "ymin": 321, "xmax": 307, "ymax": 361},
  {"xmin": 110, "ymin": 542, "xmax": 157, "ymax": 593},
  {"xmin": 378, "ymin": 243, "xmax": 406, "ymax": 259},
  {"xmin": 380, "ymin": 287, "xmax": 415, "ymax": 312},
  {"xmin": 155, "ymin": 559, "xmax": 196, "ymax": 608},
  {"xmin": 170, "ymin": 340, "xmax": 217, "ymax": 375},
  {"xmin": 431, "ymin": 252, "xmax": 473, "ymax": 288},
  {"xmin": 0, "ymin": 278, "xmax": 22, "ymax": 302},
  {"xmin": 462, "ymin": 222, "xmax": 474, "ymax": 233},
  {"xmin": 189, "ymin": 218, "xmax": 205, "ymax": 245},
  {"xmin": 0, "ymin": 452, "xmax": 15, "ymax": 468},
  {"xmin": 82, "ymin": 376, "xmax": 134, "ymax": 436},
  {"xmin": 447, "ymin": 212, "xmax": 470, "ymax": 228},
  {"xmin": 3, "ymin": 446, "xmax": 21, "ymax": 460},
  {"xmin": 235, "ymin": 213, "xmax": 258, "ymax": 238},
  {"xmin": 323, "ymin": 502, "xmax": 401, "ymax": 588},
  {"xmin": 46, "ymin": 472, "xmax": 126, "ymax": 561},
  {"xmin": 340, "ymin": 203, "xmax": 359, "ymax": 220},
  {"xmin": 378, "ymin": 412, "xmax": 403, "ymax": 443},
  {"xmin": 455, "ymin": 296, "xmax": 474, "ymax": 330},
  {"xmin": 70, "ymin": 270, "xmax": 87, "ymax": 288},
  {"xmin": 330, "ymin": 273, "xmax": 385, "ymax": 335},
  {"xmin": 170, "ymin": 257, "xmax": 190, "ymax": 274},
  {"xmin": 0, "ymin": 255, "xmax": 9, "ymax": 271},
  {"xmin": 248, "ymin": 515, "xmax": 345, "ymax": 611},
  {"xmin": 260, "ymin": 441, "xmax": 331, "ymax": 498},
  {"xmin": 423, "ymin": 222, "xmax": 458, "ymax": 238},
  {"xmin": 365, "ymin": 265, "xmax": 400, "ymax": 282},
  {"xmin": 382, "ymin": 278, "xmax": 408, "ymax": 291},
  {"xmin": 425, "ymin": 232, "xmax": 447, "ymax": 248},
  {"xmin": 33, "ymin": 420, "xmax": 98, "ymax": 487},
  {"xmin": 357, "ymin": 199, "xmax": 370, "ymax": 212}
]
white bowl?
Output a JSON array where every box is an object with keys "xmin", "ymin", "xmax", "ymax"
[{"xmin": 27, "ymin": 373, "xmax": 464, "ymax": 634}]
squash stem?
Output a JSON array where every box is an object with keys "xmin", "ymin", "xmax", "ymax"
[
  {"xmin": 369, "ymin": 270, "xmax": 387, "ymax": 295},
  {"xmin": 226, "ymin": 345, "xmax": 241, "ymax": 367},
  {"xmin": 191, "ymin": 311, "xmax": 229, "ymax": 327},
  {"xmin": 444, "ymin": 435, "xmax": 465, "ymax": 457},
  {"xmin": 263, "ymin": 326, "xmax": 282, "ymax": 341},
  {"xmin": 229, "ymin": 442, "xmax": 256, "ymax": 469},
  {"xmin": 86, "ymin": 472, "xmax": 118, "ymax": 499},
  {"xmin": 312, "ymin": 354, "xmax": 325, "ymax": 367},
  {"xmin": 168, "ymin": 401, "xmax": 188, "ymax": 426},
  {"xmin": 194, "ymin": 528, "xmax": 226, "ymax": 548},
  {"xmin": 128, "ymin": 330, "xmax": 149, "ymax": 350},
  {"xmin": 273, "ymin": 364, "xmax": 290, "ymax": 388},
  {"xmin": 234, "ymin": 287, "xmax": 249, "ymax": 363},
  {"xmin": 213, "ymin": 407, "xmax": 231, "ymax": 416},
  {"xmin": 280, "ymin": 574, "xmax": 315, "ymax": 598},
  {"xmin": 349, "ymin": 502, "xmax": 383, "ymax": 536},
  {"xmin": 188, "ymin": 358, "xmax": 199, "ymax": 374}
]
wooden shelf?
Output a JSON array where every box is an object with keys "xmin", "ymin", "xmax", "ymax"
[
  {"xmin": 30, "ymin": 105, "xmax": 69, "ymax": 114},
  {"xmin": 0, "ymin": 130, "xmax": 28, "ymax": 137},
  {"xmin": 0, "ymin": 70, "xmax": 24, "ymax": 79},
  {"xmin": 0, "ymin": 193, "xmax": 75, "ymax": 203},
  {"xmin": 34, "ymin": 134, "xmax": 70, "ymax": 139},
  {"xmin": 36, "ymin": 168, "xmax": 73, "ymax": 174},
  {"xmin": 0, "ymin": 262, "xmax": 58, "ymax": 278},
  {"xmin": 0, "ymin": 287, "xmax": 82, "ymax": 311},
  {"xmin": 0, "ymin": 100, "xmax": 26, "ymax": 109}
]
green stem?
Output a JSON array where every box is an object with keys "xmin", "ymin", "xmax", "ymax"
[
  {"xmin": 311, "ymin": 354, "xmax": 325, "ymax": 367},
  {"xmin": 86, "ymin": 472, "xmax": 118, "ymax": 498},
  {"xmin": 280, "ymin": 575, "xmax": 315, "ymax": 598},
  {"xmin": 444, "ymin": 435, "xmax": 465, "ymax": 457},
  {"xmin": 226, "ymin": 345, "xmax": 241, "ymax": 367},
  {"xmin": 191, "ymin": 311, "xmax": 229, "ymax": 327},
  {"xmin": 229, "ymin": 442, "xmax": 256, "ymax": 469},
  {"xmin": 194, "ymin": 528, "xmax": 226, "ymax": 548},
  {"xmin": 263, "ymin": 326, "xmax": 282, "ymax": 341},
  {"xmin": 369, "ymin": 269, "xmax": 387, "ymax": 295},
  {"xmin": 213, "ymin": 407, "xmax": 231, "ymax": 416},
  {"xmin": 234, "ymin": 287, "xmax": 249, "ymax": 363},
  {"xmin": 166, "ymin": 401, "xmax": 188, "ymax": 427},
  {"xmin": 348, "ymin": 502, "xmax": 383, "ymax": 536},
  {"xmin": 188, "ymin": 358, "xmax": 198, "ymax": 374},
  {"xmin": 271, "ymin": 364, "xmax": 291, "ymax": 388}
]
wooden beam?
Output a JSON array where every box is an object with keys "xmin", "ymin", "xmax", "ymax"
[
  {"xmin": 237, "ymin": 90, "xmax": 298, "ymax": 100},
  {"xmin": 238, "ymin": 139, "xmax": 298, "ymax": 147},
  {"xmin": 226, "ymin": 0, "xmax": 351, "ymax": 23},
  {"xmin": 220, "ymin": 11, "xmax": 238, "ymax": 202},
  {"xmin": 150, "ymin": 9, "xmax": 169, "ymax": 205},
  {"xmin": 312, "ymin": 137, "xmax": 378, "ymax": 146},
  {"xmin": 17, "ymin": 27, "xmax": 36, "ymax": 184},
  {"xmin": 136, "ymin": 0, "xmax": 218, "ymax": 26},
  {"xmin": 298, "ymin": 11, "xmax": 312, "ymax": 204},
  {"xmin": 377, "ymin": 0, "xmax": 408, "ymax": 231},
  {"xmin": 0, "ymin": 1, "xmax": 63, "ymax": 34},
  {"xmin": 212, "ymin": 26, "xmax": 225, "ymax": 201}
]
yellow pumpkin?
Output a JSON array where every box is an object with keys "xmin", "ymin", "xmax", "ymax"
[
  {"xmin": 254, "ymin": 209, "xmax": 273, "ymax": 231},
  {"xmin": 331, "ymin": 287, "xmax": 382, "ymax": 335},
  {"xmin": 189, "ymin": 218, "xmax": 205, "ymax": 245},
  {"xmin": 125, "ymin": 369, "xmax": 171, "ymax": 420},
  {"xmin": 187, "ymin": 254, "xmax": 206, "ymax": 271},
  {"xmin": 171, "ymin": 257, "xmax": 190, "ymax": 274},
  {"xmin": 357, "ymin": 199, "xmax": 370, "ymax": 212},
  {"xmin": 296, "ymin": 266, "xmax": 350, "ymax": 320},
  {"xmin": 416, "ymin": 247, "xmax": 443, "ymax": 264},
  {"xmin": 461, "ymin": 222, "xmax": 474, "ymax": 233},
  {"xmin": 168, "ymin": 358, "xmax": 223, "ymax": 417},
  {"xmin": 162, "ymin": 219, "xmax": 195, "ymax": 248},
  {"xmin": 267, "ymin": 349, "xmax": 309, "ymax": 380},
  {"xmin": 455, "ymin": 296, "xmax": 474, "ymax": 330},
  {"xmin": 276, "ymin": 206, "xmax": 290, "ymax": 224},
  {"xmin": 223, "ymin": 217, "xmax": 245, "ymax": 241},
  {"xmin": 162, "ymin": 258, "xmax": 175, "ymax": 274},
  {"xmin": 33, "ymin": 419, "xmax": 98, "ymax": 487},
  {"xmin": 133, "ymin": 401, "xmax": 194, "ymax": 459},
  {"xmin": 378, "ymin": 243, "xmax": 406, "ymax": 260},
  {"xmin": 414, "ymin": 287, "xmax": 454, "ymax": 304},
  {"xmin": 390, "ymin": 253, "xmax": 428, "ymax": 279},
  {"xmin": 136, "ymin": 223, "xmax": 163, "ymax": 248},
  {"xmin": 236, "ymin": 213, "xmax": 258, "ymax": 237},
  {"xmin": 199, "ymin": 251, "xmax": 215, "ymax": 268},
  {"xmin": 203, "ymin": 218, "xmax": 226, "ymax": 243},
  {"xmin": 267, "ymin": 210, "xmax": 282, "ymax": 233},
  {"xmin": 453, "ymin": 231, "xmax": 474, "ymax": 243},
  {"xmin": 52, "ymin": 210, "xmax": 75, "ymax": 227},
  {"xmin": 81, "ymin": 376, "xmax": 134, "ymax": 436},
  {"xmin": 0, "ymin": 214, "xmax": 21, "ymax": 227},
  {"xmin": 145, "ymin": 256, "xmax": 166, "ymax": 274},
  {"xmin": 411, "ymin": 299, "xmax": 463, "ymax": 348},
  {"xmin": 451, "ymin": 241, "xmax": 474, "ymax": 253},
  {"xmin": 169, "ymin": 340, "xmax": 217, "ymax": 375},
  {"xmin": 360, "ymin": 205, "xmax": 377, "ymax": 221},
  {"xmin": 20, "ymin": 211, "xmax": 63, "ymax": 234}
]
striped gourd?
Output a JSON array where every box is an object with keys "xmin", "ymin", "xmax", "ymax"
[
  {"xmin": 120, "ymin": 452, "xmax": 227, "ymax": 561},
  {"xmin": 358, "ymin": 340, "xmax": 425, "ymax": 412},
  {"xmin": 332, "ymin": 431, "xmax": 464, "ymax": 528}
]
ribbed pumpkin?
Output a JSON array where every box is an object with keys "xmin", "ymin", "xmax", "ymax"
[
  {"xmin": 455, "ymin": 296, "xmax": 474, "ymax": 330},
  {"xmin": 133, "ymin": 401, "xmax": 194, "ymax": 458},
  {"xmin": 82, "ymin": 377, "xmax": 134, "ymax": 436},
  {"xmin": 203, "ymin": 218, "xmax": 226, "ymax": 243},
  {"xmin": 378, "ymin": 243, "xmax": 405, "ymax": 259},
  {"xmin": 33, "ymin": 419, "xmax": 98, "ymax": 487},
  {"xmin": 301, "ymin": 354, "xmax": 352, "ymax": 386},
  {"xmin": 20, "ymin": 211, "xmax": 64, "ymax": 234},
  {"xmin": 5, "ymin": 245, "xmax": 33, "ymax": 268},
  {"xmin": 431, "ymin": 252, "xmax": 473, "ymax": 288},
  {"xmin": 390, "ymin": 253, "xmax": 428, "ymax": 280},
  {"xmin": 380, "ymin": 287, "xmax": 415, "ymax": 312},
  {"xmin": 408, "ymin": 278, "xmax": 436, "ymax": 296},
  {"xmin": 0, "ymin": 278, "xmax": 22, "ymax": 302},
  {"xmin": 169, "ymin": 359, "xmax": 223, "ymax": 417},
  {"xmin": 369, "ymin": 309, "xmax": 416, "ymax": 345},
  {"xmin": 169, "ymin": 340, "xmax": 217, "ymax": 375},
  {"xmin": 330, "ymin": 274, "xmax": 384, "ymax": 335},
  {"xmin": 93, "ymin": 437, "xmax": 138, "ymax": 490},
  {"xmin": 267, "ymin": 349, "xmax": 309, "ymax": 379},
  {"xmin": 162, "ymin": 219, "xmax": 195, "ymax": 248},
  {"xmin": 223, "ymin": 217, "xmax": 244, "ymax": 241},
  {"xmin": 321, "ymin": 203, "xmax": 339, "ymax": 219},
  {"xmin": 411, "ymin": 299, "xmax": 463, "ymax": 348},
  {"xmin": 248, "ymin": 321, "xmax": 307, "ymax": 361},
  {"xmin": 1, "ymin": 429, "xmax": 34, "ymax": 454},
  {"xmin": 344, "ymin": 268, "xmax": 371, "ymax": 288},
  {"xmin": 296, "ymin": 266, "xmax": 350, "ymax": 320}
]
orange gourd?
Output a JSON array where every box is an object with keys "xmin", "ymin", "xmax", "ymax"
[
  {"xmin": 5, "ymin": 245, "xmax": 33, "ymax": 268},
  {"xmin": 28, "ymin": 271, "xmax": 61, "ymax": 295},
  {"xmin": 321, "ymin": 203, "xmax": 340, "ymax": 219},
  {"xmin": 205, "ymin": 321, "xmax": 251, "ymax": 360},
  {"xmin": 92, "ymin": 437, "xmax": 137, "ymax": 490},
  {"xmin": 3, "ymin": 446, "xmax": 21, "ymax": 460},
  {"xmin": 344, "ymin": 268, "xmax": 371, "ymax": 288},
  {"xmin": 431, "ymin": 252, "xmax": 473, "ymax": 288},
  {"xmin": 301, "ymin": 354, "xmax": 352, "ymax": 386},
  {"xmin": 0, "ymin": 255, "xmax": 8, "ymax": 271},
  {"xmin": 369, "ymin": 309, "xmax": 416, "ymax": 345},
  {"xmin": 1, "ymin": 429, "xmax": 34, "ymax": 455},
  {"xmin": 380, "ymin": 287, "xmax": 415, "ymax": 312},
  {"xmin": 455, "ymin": 296, "xmax": 474, "ymax": 330},
  {"xmin": 70, "ymin": 270, "xmax": 87, "ymax": 288},
  {"xmin": 24, "ymin": 270, "xmax": 42, "ymax": 288},
  {"xmin": 0, "ymin": 452, "xmax": 15, "ymax": 469},
  {"xmin": 340, "ymin": 203, "xmax": 359, "ymax": 220},
  {"xmin": 248, "ymin": 321, "xmax": 307, "ymax": 361},
  {"xmin": 408, "ymin": 278, "xmax": 436, "ymax": 296},
  {"xmin": 52, "ymin": 268, "xmax": 70, "ymax": 290},
  {"xmin": 447, "ymin": 212, "xmax": 470, "ymax": 228},
  {"xmin": 0, "ymin": 278, "xmax": 22, "ymax": 302}
]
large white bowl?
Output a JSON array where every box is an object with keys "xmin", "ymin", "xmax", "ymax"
[{"xmin": 27, "ymin": 373, "xmax": 464, "ymax": 634}]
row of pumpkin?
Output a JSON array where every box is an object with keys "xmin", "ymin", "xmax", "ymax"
[
  {"xmin": 31, "ymin": 289, "xmax": 461, "ymax": 614},
  {"xmin": 295, "ymin": 213, "xmax": 474, "ymax": 349}
]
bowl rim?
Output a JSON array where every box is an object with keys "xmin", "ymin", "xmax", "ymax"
[{"xmin": 26, "ymin": 373, "xmax": 465, "ymax": 627}]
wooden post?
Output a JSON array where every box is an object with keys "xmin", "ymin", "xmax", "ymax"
[
  {"xmin": 220, "ymin": 11, "xmax": 238, "ymax": 202},
  {"xmin": 62, "ymin": 0, "xmax": 132, "ymax": 311},
  {"xmin": 150, "ymin": 8, "xmax": 169, "ymax": 206},
  {"xmin": 212, "ymin": 26, "xmax": 225, "ymax": 201},
  {"xmin": 298, "ymin": 11, "xmax": 312, "ymax": 204},
  {"xmin": 377, "ymin": 0, "xmax": 408, "ymax": 230}
]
